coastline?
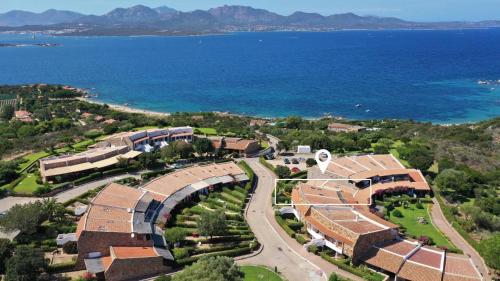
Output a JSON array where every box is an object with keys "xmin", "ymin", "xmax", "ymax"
[{"xmin": 76, "ymin": 97, "xmax": 171, "ymax": 117}]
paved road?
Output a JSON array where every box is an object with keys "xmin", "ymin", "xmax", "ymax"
[
  {"xmin": 0, "ymin": 172, "xmax": 143, "ymax": 213},
  {"xmin": 238, "ymin": 158, "xmax": 363, "ymax": 281},
  {"xmin": 430, "ymin": 198, "xmax": 491, "ymax": 281},
  {"xmin": 54, "ymin": 173, "xmax": 142, "ymax": 203},
  {"xmin": 0, "ymin": 196, "xmax": 41, "ymax": 213}
]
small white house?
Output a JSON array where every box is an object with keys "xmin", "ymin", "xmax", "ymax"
[{"xmin": 297, "ymin": 145, "xmax": 311, "ymax": 154}]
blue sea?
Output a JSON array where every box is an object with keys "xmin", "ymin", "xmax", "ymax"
[{"xmin": 0, "ymin": 30, "xmax": 499, "ymax": 123}]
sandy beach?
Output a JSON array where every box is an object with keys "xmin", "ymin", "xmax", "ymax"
[{"xmin": 77, "ymin": 97, "xmax": 171, "ymax": 117}]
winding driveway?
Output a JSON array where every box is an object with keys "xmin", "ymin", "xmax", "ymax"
[
  {"xmin": 430, "ymin": 198, "xmax": 491, "ymax": 280},
  {"xmin": 237, "ymin": 158, "xmax": 363, "ymax": 281}
]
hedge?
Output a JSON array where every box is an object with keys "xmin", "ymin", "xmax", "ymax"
[
  {"xmin": 47, "ymin": 260, "xmax": 77, "ymax": 273},
  {"xmin": 290, "ymin": 170, "xmax": 308, "ymax": 179},
  {"xmin": 102, "ymin": 167, "xmax": 136, "ymax": 177},
  {"xmin": 238, "ymin": 161, "xmax": 255, "ymax": 185},
  {"xmin": 259, "ymin": 156, "xmax": 276, "ymax": 174},
  {"xmin": 141, "ymin": 168, "xmax": 174, "ymax": 180},
  {"xmin": 73, "ymin": 171, "xmax": 102, "ymax": 186},
  {"xmin": 320, "ymin": 253, "xmax": 384, "ymax": 281},
  {"xmin": 275, "ymin": 215, "xmax": 296, "ymax": 237},
  {"xmin": 191, "ymin": 242, "xmax": 252, "ymax": 255},
  {"xmin": 295, "ymin": 234, "xmax": 307, "ymax": 245},
  {"xmin": 176, "ymin": 246, "xmax": 253, "ymax": 266}
]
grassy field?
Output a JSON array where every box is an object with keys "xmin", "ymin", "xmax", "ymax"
[
  {"xmin": 389, "ymin": 203, "xmax": 455, "ymax": 249},
  {"xmin": 241, "ymin": 266, "xmax": 283, "ymax": 281},
  {"xmin": 13, "ymin": 173, "xmax": 40, "ymax": 194},
  {"xmin": 17, "ymin": 151, "xmax": 51, "ymax": 172},
  {"xmin": 196, "ymin": 127, "xmax": 217, "ymax": 135}
]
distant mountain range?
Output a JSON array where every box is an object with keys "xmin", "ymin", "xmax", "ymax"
[{"xmin": 0, "ymin": 5, "xmax": 499, "ymax": 36}]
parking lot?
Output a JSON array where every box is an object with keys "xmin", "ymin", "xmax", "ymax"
[{"xmin": 266, "ymin": 153, "xmax": 315, "ymax": 172}]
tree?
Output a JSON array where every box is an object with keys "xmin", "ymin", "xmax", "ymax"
[
  {"xmin": 276, "ymin": 140, "xmax": 290, "ymax": 153},
  {"xmin": 399, "ymin": 143, "xmax": 434, "ymax": 171},
  {"xmin": 275, "ymin": 165, "xmax": 291, "ymax": 179},
  {"xmin": 197, "ymin": 210, "xmax": 227, "ymax": 239},
  {"xmin": 479, "ymin": 234, "xmax": 500, "ymax": 270},
  {"xmin": 0, "ymin": 239, "xmax": 13, "ymax": 274},
  {"xmin": 0, "ymin": 161, "xmax": 19, "ymax": 185},
  {"xmin": 435, "ymin": 169, "xmax": 470, "ymax": 201},
  {"xmin": 194, "ymin": 138, "xmax": 214, "ymax": 156},
  {"xmin": 0, "ymin": 201, "xmax": 46, "ymax": 235},
  {"xmin": 5, "ymin": 245, "xmax": 48, "ymax": 281},
  {"xmin": 161, "ymin": 141, "xmax": 194, "ymax": 160},
  {"xmin": 305, "ymin": 158, "xmax": 316, "ymax": 167},
  {"xmin": 0, "ymin": 105, "xmax": 14, "ymax": 121},
  {"xmin": 172, "ymin": 256, "xmax": 243, "ymax": 281},
  {"xmin": 138, "ymin": 152, "xmax": 158, "ymax": 169},
  {"xmin": 164, "ymin": 227, "xmax": 186, "ymax": 246}
]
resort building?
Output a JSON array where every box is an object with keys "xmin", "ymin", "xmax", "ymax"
[
  {"xmin": 96, "ymin": 127, "xmax": 193, "ymax": 152},
  {"xmin": 72, "ymin": 162, "xmax": 248, "ymax": 281},
  {"xmin": 327, "ymin": 122, "xmax": 366, "ymax": 133},
  {"xmin": 311, "ymin": 154, "xmax": 431, "ymax": 204},
  {"xmin": 284, "ymin": 154, "xmax": 482, "ymax": 281},
  {"xmin": 210, "ymin": 136, "xmax": 260, "ymax": 157},
  {"xmin": 39, "ymin": 146, "xmax": 141, "ymax": 182}
]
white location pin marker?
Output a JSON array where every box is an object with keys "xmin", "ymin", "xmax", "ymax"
[{"xmin": 315, "ymin": 149, "xmax": 332, "ymax": 174}]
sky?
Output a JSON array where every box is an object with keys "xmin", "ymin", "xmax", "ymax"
[{"xmin": 1, "ymin": 0, "xmax": 499, "ymax": 22}]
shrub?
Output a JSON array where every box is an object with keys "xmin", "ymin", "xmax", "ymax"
[
  {"xmin": 275, "ymin": 215, "xmax": 295, "ymax": 237},
  {"xmin": 295, "ymin": 235, "xmax": 307, "ymax": 245},
  {"xmin": 416, "ymin": 202, "xmax": 424, "ymax": 209},
  {"xmin": 173, "ymin": 248, "xmax": 189, "ymax": 260},
  {"xmin": 62, "ymin": 241, "xmax": 78, "ymax": 254},
  {"xmin": 392, "ymin": 209, "xmax": 403, "ymax": 217},
  {"xmin": 307, "ymin": 245, "xmax": 319, "ymax": 254}
]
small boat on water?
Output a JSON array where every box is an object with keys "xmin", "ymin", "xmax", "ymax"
[
  {"xmin": 355, "ymin": 104, "xmax": 362, "ymax": 107},
  {"xmin": 365, "ymin": 109, "xmax": 370, "ymax": 113}
]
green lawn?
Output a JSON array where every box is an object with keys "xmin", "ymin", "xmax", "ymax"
[
  {"xmin": 18, "ymin": 151, "xmax": 51, "ymax": 172},
  {"xmin": 260, "ymin": 141, "xmax": 270, "ymax": 149},
  {"xmin": 241, "ymin": 266, "xmax": 283, "ymax": 281},
  {"xmin": 196, "ymin": 127, "xmax": 217, "ymax": 135},
  {"xmin": 13, "ymin": 173, "xmax": 41, "ymax": 194},
  {"xmin": 389, "ymin": 203, "xmax": 455, "ymax": 249},
  {"xmin": 73, "ymin": 139, "xmax": 95, "ymax": 149}
]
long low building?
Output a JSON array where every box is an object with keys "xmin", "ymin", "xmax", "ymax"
[
  {"xmin": 73, "ymin": 162, "xmax": 248, "ymax": 281},
  {"xmin": 40, "ymin": 146, "xmax": 141, "ymax": 182},
  {"xmin": 285, "ymin": 154, "xmax": 482, "ymax": 281},
  {"xmin": 97, "ymin": 127, "xmax": 193, "ymax": 152}
]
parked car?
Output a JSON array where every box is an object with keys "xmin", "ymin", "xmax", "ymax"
[
  {"xmin": 291, "ymin": 158, "xmax": 299, "ymax": 164},
  {"xmin": 284, "ymin": 158, "xmax": 291, "ymax": 164},
  {"xmin": 265, "ymin": 154, "xmax": 275, "ymax": 160}
]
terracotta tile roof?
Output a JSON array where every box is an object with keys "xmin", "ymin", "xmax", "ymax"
[
  {"xmin": 305, "ymin": 215, "xmax": 354, "ymax": 245},
  {"xmin": 101, "ymin": 256, "xmax": 113, "ymax": 271},
  {"xmin": 363, "ymin": 246, "xmax": 405, "ymax": 273},
  {"xmin": 142, "ymin": 162, "xmax": 244, "ymax": 197},
  {"xmin": 398, "ymin": 261, "xmax": 443, "ymax": 281},
  {"xmin": 374, "ymin": 239, "xmax": 418, "ymax": 256},
  {"xmin": 444, "ymin": 254, "xmax": 482, "ymax": 281},
  {"xmin": 408, "ymin": 247, "xmax": 444, "ymax": 269},
  {"xmin": 80, "ymin": 183, "xmax": 149, "ymax": 233},
  {"xmin": 334, "ymin": 220, "xmax": 384, "ymax": 233},
  {"xmin": 92, "ymin": 183, "xmax": 143, "ymax": 209},
  {"xmin": 111, "ymin": 246, "xmax": 158, "ymax": 259}
]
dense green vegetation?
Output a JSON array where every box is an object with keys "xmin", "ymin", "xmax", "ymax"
[{"xmin": 171, "ymin": 256, "xmax": 243, "ymax": 281}]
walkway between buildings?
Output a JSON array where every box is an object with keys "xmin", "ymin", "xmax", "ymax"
[{"xmin": 238, "ymin": 158, "xmax": 363, "ymax": 281}]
